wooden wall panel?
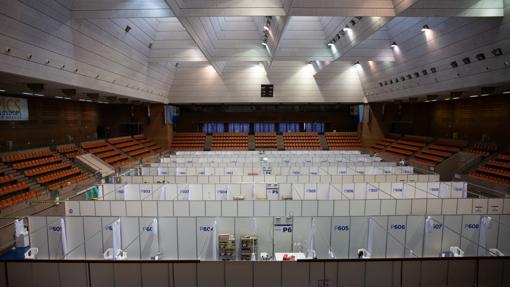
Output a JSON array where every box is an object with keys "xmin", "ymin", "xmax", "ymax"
[
  {"xmin": 366, "ymin": 95, "xmax": 510, "ymax": 143},
  {"xmin": 0, "ymin": 96, "xmax": 171, "ymax": 151}
]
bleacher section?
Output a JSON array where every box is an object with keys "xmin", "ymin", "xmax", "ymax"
[
  {"xmin": 0, "ymin": 165, "xmax": 41, "ymax": 209},
  {"xmin": 369, "ymin": 138, "xmax": 396, "ymax": 153},
  {"xmin": 464, "ymin": 143, "xmax": 498, "ymax": 157},
  {"xmin": 0, "ymin": 147, "xmax": 90, "ymax": 193},
  {"xmin": 283, "ymin": 132, "xmax": 322, "ymax": 150},
  {"xmin": 81, "ymin": 141, "xmax": 131, "ymax": 168},
  {"xmin": 381, "ymin": 139, "xmax": 426, "ymax": 159},
  {"xmin": 254, "ymin": 133, "xmax": 277, "ymax": 149},
  {"xmin": 325, "ymin": 132, "xmax": 361, "ymax": 150},
  {"xmin": 108, "ymin": 137, "xmax": 154, "ymax": 160},
  {"xmin": 170, "ymin": 133, "xmax": 206, "ymax": 151},
  {"xmin": 410, "ymin": 144, "xmax": 460, "ymax": 167},
  {"xmin": 133, "ymin": 134, "xmax": 162, "ymax": 152},
  {"xmin": 56, "ymin": 144, "xmax": 86, "ymax": 159},
  {"xmin": 211, "ymin": 133, "xmax": 249, "ymax": 151},
  {"xmin": 469, "ymin": 151, "xmax": 510, "ymax": 186}
]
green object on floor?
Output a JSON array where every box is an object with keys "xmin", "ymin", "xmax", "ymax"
[{"xmin": 85, "ymin": 186, "xmax": 99, "ymax": 201}]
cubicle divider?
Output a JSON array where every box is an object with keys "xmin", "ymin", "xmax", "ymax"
[
  {"xmin": 142, "ymin": 165, "xmax": 407, "ymax": 177},
  {"xmin": 150, "ymin": 161, "xmax": 393, "ymax": 169},
  {"xmin": 174, "ymin": 150, "xmax": 362, "ymax": 155},
  {"xmin": 5, "ymin": 257, "xmax": 509, "ymax": 287},
  {"xmin": 28, "ymin": 214, "xmax": 510, "ymax": 260},
  {"xmin": 95, "ymin": 181, "xmax": 465, "ymax": 201},
  {"xmin": 119, "ymin": 173, "xmax": 438, "ymax": 185},
  {"xmin": 65, "ymin": 198, "xmax": 508, "ymax": 218}
]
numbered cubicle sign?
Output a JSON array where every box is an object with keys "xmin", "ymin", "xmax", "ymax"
[{"xmin": 261, "ymin": 84, "xmax": 274, "ymax": 97}]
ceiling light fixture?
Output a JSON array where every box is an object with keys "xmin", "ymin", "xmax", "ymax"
[
  {"xmin": 354, "ymin": 61, "xmax": 360, "ymax": 66},
  {"xmin": 421, "ymin": 25, "xmax": 430, "ymax": 32},
  {"xmin": 343, "ymin": 26, "xmax": 350, "ymax": 32},
  {"xmin": 264, "ymin": 25, "xmax": 270, "ymax": 31},
  {"xmin": 33, "ymin": 93, "xmax": 44, "ymax": 97},
  {"xmin": 22, "ymin": 92, "xmax": 33, "ymax": 96},
  {"xmin": 391, "ymin": 42, "xmax": 398, "ymax": 48},
  {"xmin": 55, "ymin": 96, "xmax": 64, "ymax": 99},
  {"xmin": 503, "ymin": 91, "xmax": 510, "ymax": 94},
  {"xmin": 480, "ymin": 93, "xmax": 489, "ymax": 97},
  {"xmin": 452, "ymin": 97, "xmax": 460, "ymax": 100},
  {"xmin": 0, "ymin": 89, "xmax": 5, "ymax": 92},
  {"xmin": 469, "ymin": 95, "xmax": 479, "ymax": 98}
]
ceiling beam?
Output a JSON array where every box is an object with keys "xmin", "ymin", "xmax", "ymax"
[
  {"xmin": 176, "ymin": 17, "xmax": 225, "ymax": 74},
  {"xmin": 395, "ymin": 0, "xmax": 504, "ymax": 17},
  {"xmin": 71, "ymin": 0, "xmax": 173, "ymax": 19}
]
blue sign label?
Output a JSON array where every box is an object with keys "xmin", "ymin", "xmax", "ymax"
[
  {"xmin": 368, "ymin": 188, "xmax": 378, "ymax": 193},
  {"xmin": 179, "ymin": 189, "xmax": 189, "ymax": 194},
  {"xmin": 141, "ymin": 189, "xmax": 151, "ymax": 194},
  {"xmin": 48, "ymin": 226, "xmax": 62, "ymax": 232},
  {"xmin": 306, "ymin": 189, "xmax": 317, "ymax": 193},
  {"xmin": 200, "ymin": 226, "xmax": 214, "ymax": 232},
  {"xmin": 142, "ymin": 226, "xmax": 153, "ymax": 232},
  {"xmin": 433, "ymin": 223, "xmax": 443, "ymax": 229},
  {"xmin": 217, "ymin": 189, "xmax": 228, "ymax": 194},
  {"xmin": 391, "ymin": 224, "xmax": 406, "ymax": 230},
  {"xmin": 344, "ymin": 189, "xmax": 354, "ymax": 193},
  {"xmin": 334, "ymin": 225, "xmax": 349, "ymax": 231},
  {"xmin": 464, "ymin": 223, "xmax": 480, "ymax": 229}
]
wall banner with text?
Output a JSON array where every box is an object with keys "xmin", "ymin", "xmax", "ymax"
[{"xmin": 0, "ymin": 96, "xmax": 29, "ymax": 121}]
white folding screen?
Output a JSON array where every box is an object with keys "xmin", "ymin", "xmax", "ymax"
[{"xmin": 29, "ymin": 215, "xmax": 510, "ymax": 261}]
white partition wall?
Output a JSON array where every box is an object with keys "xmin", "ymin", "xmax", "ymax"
[
  {"xmin": 29, "ymin": 214, "xmax": 510, "ymax": 260},
  {"xmin": 95, "ymin": 181, "xmax": 466, "ymax": 201}
]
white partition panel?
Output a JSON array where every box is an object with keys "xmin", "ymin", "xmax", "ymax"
[
  {"xmin": 65, "ymin": 217, "xmax": 85, "ymax": 259},
  {"xmin": 331, "ymin": 217, "xmax": 350, "ymax": 258},
  {"xmin": 177, "ymin": 218, "xmax": 197, "ymax": 259},
  {"xmin": 349, "ymin": 217, "xmax": 369, "ymax": 258},
  {"xmin": 405, "ymin": 216, "xmax": 425, "ymax": 257},
  {"xmin": 29, "ymin": 217, "xmax": 49, "ymax": 259},
  {"xmin": 139, "ymin": 218, "xmax": 159, "ymax": 259},
  {"xmin": 158, "ymin": 218, "xmax": 178, "ymax": 259},
  {"xmin": 386, "ymin": 216, "xmax": 407, "ymax": 258}
]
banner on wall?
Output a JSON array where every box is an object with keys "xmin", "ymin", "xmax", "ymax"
[{"xmin": 0, "ymin": 96, "xmax": 29, "ymax": 121}]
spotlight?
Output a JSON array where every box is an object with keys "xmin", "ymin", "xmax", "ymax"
[
  {"xmin": 354, "ymin": 61, "xmax": 360, "ymax": 66},
  {"xmin": 421, "ymin": 25, "xmax": 430, "ymax": 32},
  {"xmin": 0, "ymin": 89, "xmax": 5, "ymax": 92},
  {"xmin": 343, "ymin": 26, "xmax": 351, "ymax": 32},
  {"xmin": 462, "ymin": 57, "xmax": 471, "ymax": 64},
  {"xmin": 421, "ymin": 69, "xmax": 428, "ymax": 76},
  {"xmin": 406, "ymin": 74, "xmax": 412, "ymax": 80},
  {"xmin": 262, "ymin": 42, "xmax": 268, "ymax": 46},
  {"xmin": 475, "ymin": 53, "xmax": 485, "ymax": 61},
  {"xmin": 391, "ymin": 42, "xmax": 398, "ymax": 48},
  {"xmin": 328, "ymin": 43, "xmax": 334, "ymax": 47},
  {"xmin": 430, "ymin": 67, "xmax": 437, "ymax": 73},
  {"xmin": 350, "ymin": 20, "xmax": 356, "ymax": 26},
  {"xmin": 503, "ymin": 91, "xmax": 510, "ymax": 94},
  {"xmin": 400, "ymin": 76, "xmax": 405, "ymax": 81},
  {"xmin": 125, "ymin": 25, "xmax": 131, "ymax": 32},
  {"xmin": 379, "ymin": 82, "xmax": 383, "ymax": 87},
  {"xmin": 491, "ymin": 48, "xmax": 503, "ymax": 56},
  {"xmin": 413, "ymin": 72, "xmax": 420, "ymax": 78},
  {"xmin": 469, "ymin": 95, "xmax": 479, "ymax": 98},
  {"xmin": 450, "ymin": 61, "xmax": 458, "ymax": 68},
  {"xmin": 148, "ymin": 43, "xmax": 153, "ymax": 49},
  {"xmin": 264, "ymin": 25, "xmax": 270, "ymax": 31}
]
